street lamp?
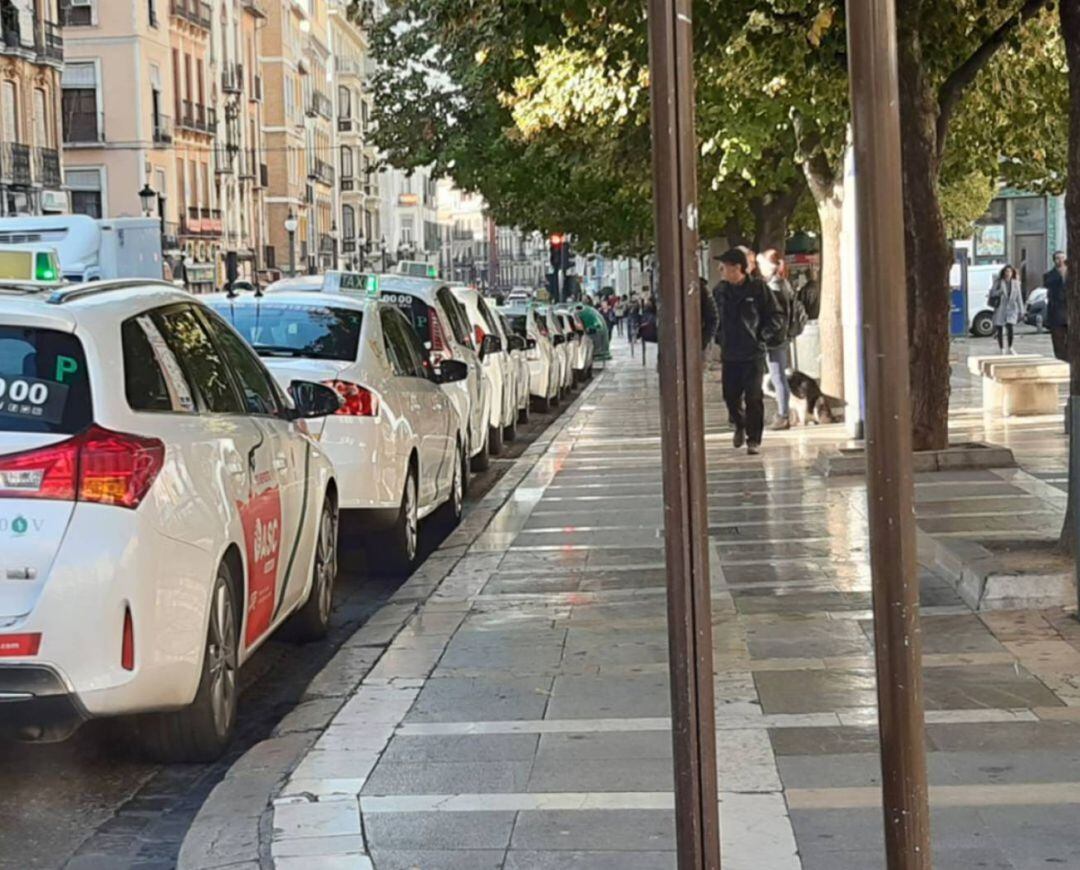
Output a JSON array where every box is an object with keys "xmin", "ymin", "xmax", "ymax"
[
  {"xmin": 331, "ymin": 220, "xmax": 339, "ymax": 271},
  {"xmin": 379, "ymin": 236, "xmax": 388, "ymax": 273},
  {"xmin": 139, "ymin": 183, "xmax": 156, "ymax": 216},
  {"xmin": 284, "ymin": 211, "xmax": 299, "ymax": 277}
]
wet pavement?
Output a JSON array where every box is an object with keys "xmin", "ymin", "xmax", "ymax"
[{"xmin": 265, "ymin": 331, "xmax": 1080, "ymax": 870}]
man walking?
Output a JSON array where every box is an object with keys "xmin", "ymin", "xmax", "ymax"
[
  {"xmin": 1045, "ymin": 251, "xmax": 1068, "ymax": 362},
  {"xmin": 714, "ymin": 248, "xmax": 784, "ymax": 455}
]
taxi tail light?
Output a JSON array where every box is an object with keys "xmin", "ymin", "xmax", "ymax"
[
  {"xmin": 121, "ymin": 607, "xmax": 135, "ymax": 671},
  {"xmin": 428, "ymin": 307, "xmax": 453, "ymax": 362},
  {"xmin": 323, "ymin": 380, "xmax": 379, "ymax": 417},
  {"xmin": 0, "ymin": 425, "xmax": 164, "ymax": 509},
  {"xmin": 474, "ymin": 324, "xmax": 486, "ymax": 348}
]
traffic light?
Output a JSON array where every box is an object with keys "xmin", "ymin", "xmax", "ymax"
[{"xmin": 549, "ymin": 233, "xmax": 564, "ymax": 269}]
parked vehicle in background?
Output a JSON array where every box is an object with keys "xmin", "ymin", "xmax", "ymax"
[
  {"xmin": 950, "ymin": 261, "xmax": 1008, "ymax": 338},
  {"xmin": 501, "ymin": 303, "xmax": 559, "ymax": 412},
  {"xmin": 0, "ymin": 215, "xmax": 164, "ymax": 283},
  {"xmin": 0, "ymin": 277, "xmax": 340, "ymax": 761},
  {"xmin": 575, "ymin": 303, "xmax": 611, "ymax": 362},
  {"xmin": 542, "ymin": 306, "xmax": 574, "ymax": 397},
  {"xmin": 557, "ymin": 305, "xmax": 595, "ymax": 382},
  {"xmin": 372, "ymin": 275, "xmax": 493, "ymax": 472},
  {"xmin": 1024, "ymin": 287, "xmax": 1048, "ymax": 331},
  {"xmin": 450, "ymin": 286, "xmax": 518, "ymax": 452},
  {"xmin": 207, "ymin": 290, "xmax": 469, "ymax": 575},
  {"xmin": 498, "ymin": 311, "xmax": 531, "ymax": 426},
  {"xmin": 395, "ymin": 261, "xmax": 438, "ymax": 279},
  {"xmin": 265, "ymin": 271, "xmax": 372, "ymax": 296}
]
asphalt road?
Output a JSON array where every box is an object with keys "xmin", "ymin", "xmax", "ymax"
[{"xmin": 0, "ymin": 395, "xmax": 576, "ymax": 870}]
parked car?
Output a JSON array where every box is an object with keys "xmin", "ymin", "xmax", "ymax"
[
  {"xmin": 575, "ymin": 303, "xmax": 611, "ymax": 362},
  {"xmin": 1024, "ymin": 287, "xmax": 1048, "ymax": 331},
  {"xmin": 502, "ymin": 303, "xmax": 559, "ymax": 411},
  {"xmin": 450, "ymin": 286, "xmax": 519, "ymax": 451},
  {"xmin": 372, "ymin": 275, "xmax": 493, "ymax": 472},
  {"xmin": 544, "ymin": 306, "xmax": 576, "ymax": 397},
  {"xmin": 557, "ymin": 305, "xmax": 595, "ymax": 382},
  {"xmin": 497, "ymin": 311, "xmax": 531, "ymax": 426},
  {"xmin": 0, "ymin": 278, "xmax": 340, "ymax": 760},
  {"xmin": 207, "ymin": 290, "xmax": 469, "ymax": 575}
]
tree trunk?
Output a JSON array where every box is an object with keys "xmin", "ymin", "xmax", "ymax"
[
  {"xmin": 897, "ymin": 18, "xmax": 953, "ymax": 452},
  {"xmin": 816, "ymin": 195, "xmax": 844, "ymax": 399},
  {"xmin": 751, "ymin": 188, "xmax": 801, "ymax": 254},
  {"xmin": 1059, "ymin": 0, "xmax": 1080, "ymax": 553}
]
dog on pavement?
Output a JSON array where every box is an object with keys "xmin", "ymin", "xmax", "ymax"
[{"xmin": 762, "ymin": 368, "xmax": 843, "ymax": 426}]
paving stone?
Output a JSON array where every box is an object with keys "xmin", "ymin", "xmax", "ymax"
[
  {"xmin": 380, "ymin": 734, "xmax": 540, "ymax": 763},
  {"xmin": 504, "ymin": 850, "xmax": 677, "ymax": 869},
  {"xmin": 982, "ymin": 804, "xmax": 1080, "ymax": 865},
  {"xmin": 405, "ymin": 676, "xmax": 555, "ymax": 722},
  {"xmin": 369, "ymin": 850, "xmax": 506, "ymax": 870},
  {"xmin": 509, "ymin": 810, "xmax": 676, "ymax": 852},
  {"xmin": 364, "ymin": 811, "xmax": 516, "ymax": 851},
  {"xmin": 926, "ymin": 720, "xmax": 1080, "ymax": 752},
  {"xmin": 745, "ymin": 617, "xmax": 872, "ymax": 660},
  {"xmin": 546, "ymin": 672, "xmax": 671, "ymax": 719},
  {"xmin": 755, "ymin": 668, "xmax": 878, "ymax": 715},
  {"xmin": 921, "ymin": 665, "xmax": 1063, "ymax": 710},
  {"xmin": 363, "ymin": 760, "xmax": 532, "ymax": 796},
  {"xmin": 534, "ymin": 730, "xmax": 672, "ymax": 761},
  {"xmin": 527, "ymin": 757, "xmax": 675, "ymax": 792},
  {"xmin": 769, "ymin": 725, "xmax": 881, "ymax": 756},
  {"xmin": 272, "ymin": 800, "xmax": 361, "ymax": 840}
]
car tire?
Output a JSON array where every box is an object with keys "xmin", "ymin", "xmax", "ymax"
[
  {"xmin": 437, "ymin": 441, "xmax": 466, "ymax": 529},
  {"xmin": 971, "ymin": 311, "xmax": 994, "ymax": 338},
  {"xmin": 488, "ymin": 423, "xmax": 504, "ymax": 456},
  {"xmin": 504, "ymin": 410, "xmax": 518, "ymax": 443},
  {"xmin": 135, "ymin": 560, "xmax": 239, "ymax": 762},
  {"xmin": 532, "ymin": 394, "xmax": 551, "ymax": 413},
  {"xmin": 470, "ymin": 429, "xmax": 491, "ymax": 471},
  {"xmin": 287, "ymin": 494, "xmax": 338, "ymax": 642},
  {"xmin": 518, "ymin": 398, "xmax": 530, "ymax": 424},
  {"xmin": 378, "ymin": 467, "xmax": 419, "ymax": 577}
]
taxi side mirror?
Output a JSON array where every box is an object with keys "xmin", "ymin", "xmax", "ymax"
[{"xmin": 289, "ymin": 381, "xmax": 342, "ymax": 419}]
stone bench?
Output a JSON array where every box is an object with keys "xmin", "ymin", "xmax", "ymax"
[
  {"xmin": 966, "ymin": 353, "xmax": 1042, "ymax": 377},
  {"xmin": 978, "ymin": 357, "xmax": 1069, "ymax": 416}
]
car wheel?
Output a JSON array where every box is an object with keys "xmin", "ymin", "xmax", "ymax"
[
  {"xmin": 971, "ymin": 311, "xmax": 994, "ymax": 338},
  {"xmin": 438, "ymin": 441, "xmax": 465, "ymax": 528},
  {"xmin": 504, "ymin": 405, "xmax": 518, "ymax": 442},
  {"xmin": 288, "ymin": 494, "xmax": 338, "ymax": 642},
  {"xmin": 470, "ymin": 429, "xmax": 491, "ymax": 472},
  {"xmin": 532, "ymin": 394, "xmax": 551, "ymax": 413},
  {"xmin": 518, "ymin": 397, "xmax": 530, "ymax": 424},
  {"xmin": 379, "ymin": 468, "xmax": 419, "ymax": 577},
  {"xmin": 488, "ymin": 423, "xmax": 504, "ymax": 456},
  {"xmin": 136, "ymin": 561, "xmax": 239, "ymax": 762}
]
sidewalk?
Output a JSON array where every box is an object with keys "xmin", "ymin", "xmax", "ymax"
[{"xmin": 267, "ymin": 337, "xmax": 1080, "ymax": 870}]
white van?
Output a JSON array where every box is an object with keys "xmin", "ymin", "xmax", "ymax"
[{"xmin": 950, "ymin": 261, "xmax": 1007, "ymax": 337}]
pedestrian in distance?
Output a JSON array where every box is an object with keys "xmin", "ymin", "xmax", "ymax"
[
  {"xmin": 988, "ymin": 264, "xmax": 1023, "ymax": 355},
  {"xmin": 758, "ymin": 250, "xmax": 796, "ymax": 429},
  {"xmin": 698, "ymin": 277, "xmax": 719, "ymax": 353},
  {"xmin": 713, "ymin": 248, "xmax": 784, "ymax": 455},
  {"xmin": 1045, "ymin": 251, "xmax": 1068, "ymax": 361}
]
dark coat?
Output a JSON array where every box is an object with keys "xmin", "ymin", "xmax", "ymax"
[
  {"xmin": 1045, "ymin": 267, "xmax": 1068, "ymax": 329},
  {"xmin": 712, "ymin": 277, "xmax": 784, "ymax": 363}
]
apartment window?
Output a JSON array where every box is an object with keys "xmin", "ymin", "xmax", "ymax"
[
  {"xmin": 148, "ymin": 0, "xmax": 158, "ymax": 27},
  {"xmin": 284, "ymin": 76, "xmax": 295, "ymax": 124},
  {"xmin": 400, "ymin": 217, "xmax": 415, "ymax": 245},
  {"xmin": 61, "ymin": 63, "xmax": 100, "ymax": 143},
  {"xmin": 66, "ymin": 168, "xmax": 103, "ymax": 218},
  {"xmin": 2, "ymin": 82, "xmax": 17, "ymax": 142},
  {"xmin": 342, "ymin": 206, "xmax": 355, "ymax": 242},
  {"xmin": 338, "ymin": 86, "xmax": 351, "ymax": 119},
  {"xmin": 340, "ymin": 146, "xmax": 353, "ymax": 179},
  {"xmin": 34, "ymin": 89, "xmax": 48, "ymax": 147},
  {"xmin": 59, "ymin": 0, "xmax": 94, "ymax": 27}
]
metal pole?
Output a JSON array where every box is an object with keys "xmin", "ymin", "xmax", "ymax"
[
  {"xmin": 845, "ymin": 1, "xmax": 931, "ymax": 867},
  {"xmin": 1070, "ymin": 396, "xmax": 1080, "ymax": 614},
  {"xmin": 646, "ymin": 0, "xmax": 721, "ymax": 866},
  {"xmin": 288, "ymin": 230, "xmax": 296, "ymax": 278}
]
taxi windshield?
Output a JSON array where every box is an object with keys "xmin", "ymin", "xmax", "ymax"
[{"xmin": 210, "ymin": 302, "xmax": 363, "ymax": 361}]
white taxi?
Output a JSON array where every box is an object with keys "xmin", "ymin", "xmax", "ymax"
[
  {"xmin": 207, "ymin": 290, "xmax": 469, "ymax": 576},
  {"xmin": 450, "ymin": 286, "xmax": 518, "ymax": 452},
  {"xmin": 0, "ymin": 275, "xmax": 340, "ymax": 761},
  {"xmin": 371, "ymin": 275, "xmax": 493, "ymax": 472},
  {"xmin": 501, "ymin": 303, "xmax": 559, "ymax": 412}
]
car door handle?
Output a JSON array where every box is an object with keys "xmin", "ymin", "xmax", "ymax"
[
  {"xmin": 226, "ymin": 460, "xmax": 245, "ymax": 477},
  {"xmin": 274, "ymin": 455, "xmax": 289, "ymax": 471}
]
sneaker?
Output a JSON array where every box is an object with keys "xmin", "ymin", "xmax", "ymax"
[
  {"xmin": 771, "ymin": 415, "xmax": 791, "ymax": 431},
  {"xmin": 747, "ymin": 442, "xmax": 760, "ymax": 456},
  {"xmin": 733, "ymin": 427, "xmax": 745, "ymax": 449},
  {"xmin": 1008, "ymin": 347, "xmax": 1018, "ymax": 355}
]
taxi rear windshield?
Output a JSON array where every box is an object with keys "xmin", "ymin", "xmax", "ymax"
[
  {"xmin": 210, "ymin": 302, "xmax": 363, "ymax": 361},
  {"xmin": 0, "ymin": 327, "xmax": 92, "ymax": 434}
]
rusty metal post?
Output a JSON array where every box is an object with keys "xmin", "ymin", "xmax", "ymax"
[
  {"xmin": 845, "ymin": 1, "xmax": 932, "ymax": 867},
  {"xmin": 647, "ymin": 0, "xmax": 721, "ymax": 867}
]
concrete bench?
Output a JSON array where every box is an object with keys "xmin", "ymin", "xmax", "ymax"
[
  {"xmin": 966, "ymin": 353, "xmax": 1041, "ymax": 377},
  {"xmin": 978, "ymin": 357, "xmax": 1069, "ymax": 416}
]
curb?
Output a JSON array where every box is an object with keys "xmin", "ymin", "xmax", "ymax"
[
  {"xmin": 177, "ymin": 374, "xmax": 605, "ymax": 870},
  {"xmin": 815, "ymin": 442, "xmax": 1017, "ymax": 478}
]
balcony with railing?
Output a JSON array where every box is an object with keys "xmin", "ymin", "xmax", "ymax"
[
  {"xmin": 335, "ymin": 56, "xmax": 363, "ymax": 79},
  {"xmin": 241, "ymin": 0, "xmax": 268, "ymax": 18},
  {"xmin": 33, "ymin": 147, "xmax": 62, "ymax": 188},
  {"xmin": 178, "ymin": 100, "xmax": 215, "ymax": 135},
  {"xmin": 0, "ymin": 143, "xmax": 32, "ymax": 187},
  {"xmin": 318, "ymin": 234, "xmax": 335, "ymax": 255},
  {"xmin": 153, "ymin": 114, "xmax": 174, "ymax": 146},
  {"xmin": 36, "ymin": 20, "xmax": 63, "ymax": 63},
  {"xmin": 59, "ymin": 0, "xmax": 92, "ymax": 27},
  {"xmin": 63, "ymin": 110, "xmax": 104, "ymax": 144},
  {"xmin": 2, "ymin": 15, "xmax": 63, "ymax": 64},
  {"xmin": 307, "ymin": 91, "xmax": 333, "ymax": 121},
  {"xmin": 171, "ymin": 0, "xmax": 212, "ymax": 31},
  {"xmin": 309, "ymin": 158, "xmax": 334, "ymax": 187},
  {"xmin": 340, "ymin": 176, "xmax": 355, "ymax": 192}
]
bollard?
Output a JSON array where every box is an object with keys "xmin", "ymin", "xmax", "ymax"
[{"xmin": 1071, "ymin": 395, "xmax": 1080, "ymax": 617}]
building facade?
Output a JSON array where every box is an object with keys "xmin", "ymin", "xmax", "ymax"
[
  {"xmin": 1, "ymin": 0, "xmax": 65, "ymax": 216},
  {"xmin": 380, "ymin": 164, "xmax": 438, "ymax": 270}
]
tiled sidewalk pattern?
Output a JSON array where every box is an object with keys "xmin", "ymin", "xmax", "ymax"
[{"xmin": 272, "ymin": 336, "xmax": 1080, "ymax": 870}]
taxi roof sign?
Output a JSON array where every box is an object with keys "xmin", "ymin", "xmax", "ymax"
[{"xmin": 0, "ymin": 246, "xmax": 63, "ymax": 287}]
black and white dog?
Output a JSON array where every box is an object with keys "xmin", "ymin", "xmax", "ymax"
[{"xmin": 763, "ymin": 368, "xmax": 843, "ymax": 426}]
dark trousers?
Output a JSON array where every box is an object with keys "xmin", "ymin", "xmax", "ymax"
[
  {"xmin": 995, "ymin": 324, "xmax": 1014, "ymax": 350},
  {"xmin": 722, "ymin": 357, "xmax": 765, "ymax": 445},
  {"xmin": 1051, "ymin": 326, "xmax": 1068, "ymax": 361}
]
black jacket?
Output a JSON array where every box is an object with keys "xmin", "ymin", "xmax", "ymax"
[
  {"xmin": 699, "ymin": 281, "xmax": 719, "ymax": 351},
  {"xmin": 713, "ymin": 277, "xmax": 784, "ymax": 362},
  {"xmin": 1045, "ymin": 267, "xmax": 1068, "ymax": 329}
]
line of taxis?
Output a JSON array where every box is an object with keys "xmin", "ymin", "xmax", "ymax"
[{"xmin": 0, "ymin": 249, "xmax": 594, "ymax": 760}]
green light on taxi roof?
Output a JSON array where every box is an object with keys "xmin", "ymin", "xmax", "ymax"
[
  {"xmin": 427, "ymin": 265, "xmax": 437, "ymax": 278},
  {"xmin": 365, "ymin": 274, "xmax": 379, "ymax": 296},
  {"xmin": 35, "ymin": 252, "xmax": 58, "ymax": 282}
]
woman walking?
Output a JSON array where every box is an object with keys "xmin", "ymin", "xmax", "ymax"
[
  {"xmin": 759, "ymin": 250, "xmax": 795, "ymax": 430},
  {"xmin": 989, "ymin": 265, "xmax": 1024, "ymax": 354}
]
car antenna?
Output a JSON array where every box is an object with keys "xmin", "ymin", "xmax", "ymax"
[{"xmin": 226, "ymin": 281, "xmax": 238, "ymax": 299}]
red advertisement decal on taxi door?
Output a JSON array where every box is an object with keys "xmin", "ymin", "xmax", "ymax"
[{"xmin": 238, "ymin": 487, "xmax": 283, "ymax": 647}]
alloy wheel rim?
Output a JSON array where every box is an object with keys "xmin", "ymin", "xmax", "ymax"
[
  {"xmin": 453, "ymin": 447, "xmax": 464, "ymax": 517},
  {"xmin": 316, "ymin": 504, "xmax": 337, "ymax": 623},
  {"xmin": 208, "ymin": 578, "xmax": 237, "ymax": 737},
  {"xmin": 405, "ymin": 478, "xmax": 418, "ymax": 561}
]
